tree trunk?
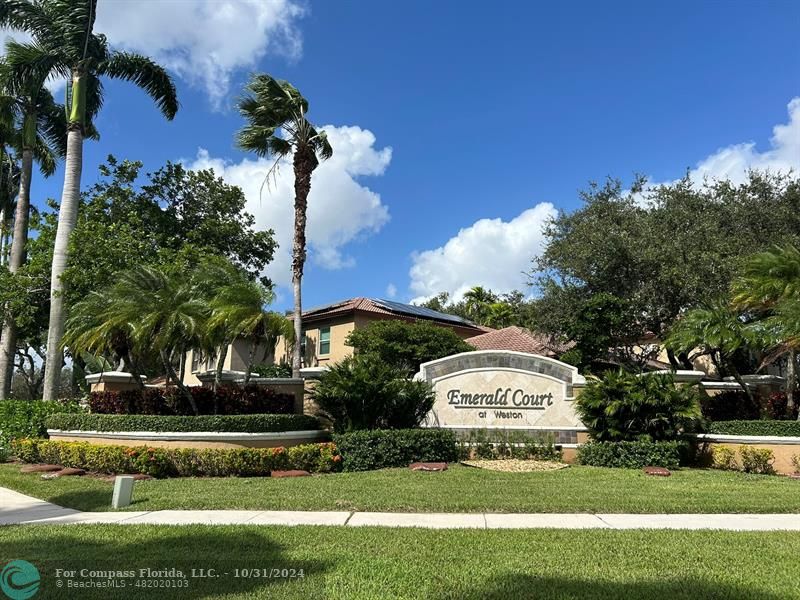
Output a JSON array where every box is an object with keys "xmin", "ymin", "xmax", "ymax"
[
  {"xmin": 161, "ymin": 349, "xmax": 199, "ymax": 415},
  {"xmin": 245, "ymin": 338, "xmax": 257, "ymax": 384},
  {"xmin": 214, "ymin": 343, "xmax": 229, "ymax": 393},
  {"xmin": 0, "ymin": 148, "xmax": 34, "ymax": 399},
  {"xmin": 0, "ymin": 208, "xmax": 5, "ymax": 266},
  {"xmin": 787, "ymin": 349, "xmax": 797, "ymax": 420},
  {"xmin": 42, "ymin": 125, "xmax": 84, "ymax": 400},
  {"xmin": 290, "ymin": 148, "xmax": 314, "ymax": 379}
]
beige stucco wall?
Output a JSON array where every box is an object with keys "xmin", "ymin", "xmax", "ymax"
[{"xmin": 700, "ymin": 441, "xmax": 799, "ymax": 475}]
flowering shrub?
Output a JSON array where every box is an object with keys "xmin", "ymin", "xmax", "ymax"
[
  {"xmin": 739, "ymin": 445, "xmax": 775, "ymax": 475},
  {"xmin": 711, "ymin": 446, "xmax": 738, "ymax": 470},
  {"xmin": 9, "ymin": 439, "xmax": 341, "ymax": 478},
  {"xmin": 764, "ymin": 392, "xmax": 799, "ymax": 420},
  {"xmin": 88, "ymin": 385, "xmax": 294, "ymax": 416}
]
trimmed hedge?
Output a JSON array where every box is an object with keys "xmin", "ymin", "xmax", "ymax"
[
  {"xmin": 708, "ymin": 421, "xmax": 800, "ymax": 437},
  {"xmin": 577, "ymin": 440, "xmax": 688, "ymax": 469},
  {"xmin": 333, "ymin": 428, "xmax": 459, "ymax": 472},
  {"xmin": 10, "ymin": 438, "xmax": 341, "ymax": 478},
  {"xmin": 89, "ymin": 385, "xmax": 294, "ymax": 416},
  {"xmin": 0, "ymin": 400, "xmax": 83, "ymax": 444},
  {"xmin": 45, "ymin": 413, "xmax": 321, "ymax": 434}
]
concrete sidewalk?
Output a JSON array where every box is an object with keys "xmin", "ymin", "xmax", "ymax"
[{"xmin": 3, "ymin": 486, "xmax": 800, "ymax": 530}]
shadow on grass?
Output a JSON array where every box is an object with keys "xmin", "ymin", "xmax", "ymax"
[
  {"xmin": 46, "ymin": 489, "xmax": 115, "ymax": 512},
  {"xmin": 437, "ymin": 573, "xmax": 783, "ymax": 600},
  {"xmin": 3, "ymin": 526, "xmax": 325, "ymax": 599}
]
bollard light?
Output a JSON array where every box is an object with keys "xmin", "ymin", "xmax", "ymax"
[{"xmin": 112, "ymin": 475, "xmax": 135, "ymax": 508}]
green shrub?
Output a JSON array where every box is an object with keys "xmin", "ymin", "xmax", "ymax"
[
  {"xmin": 739, "ymin": 445, "xmax": 775, "ymax": 475},
  {"xmin": 0, "ymin": 400, "xmax": 83, "ymax": 446},
  {"xmin": 708, "ymin": 421, "xmax": 800, "ymax": 437},
  {"xmin": 46, "ymin": 413, "xmax": 321, "ymax": 433},
  {"xmin": 711, "ymin": 446, "xmax": 738, "ymax": 470},
  {"xmin": 251, "ymin": 363, "xmax": 293, "ymax": 378},
  {"xmin": 344, "ymin": 319, "xmax": 474, "ymax": 374},
  {"xmin": 576, "ymin": 371, "xmax": 703, "ymax": 442},
  {"xmin": 333, "ymin": 429, "xmax": 458, "ymax": 472},
  {"xmin": 312, "ymin": 354, "xmax": 435, "ymax": 432},
  {"xmin": 700, "ymin": 391, "xmax": 762, "ymax": 421},
  {"xmin": 9, "ymin": 438, "xmax": 341, "ymax": 478},
  {"xmin": 456, "ymin": 429, "xmax": 562, "ymax": 461},
  {"xmin": 577, "ymin": 440, "xmax": 687, "ymax": 469}
]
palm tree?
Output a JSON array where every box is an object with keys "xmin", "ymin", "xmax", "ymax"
[
  {"xmin": 665, "ymin": 301, "xmax": 762, "ymax": 405},
  {"xmin": 236, "ymin": 73, "xmax": 331, "ymax": 378},
  {"xmin": 463, "ymin": 286, "xmax": 497, "ymax": 324},
  {"xmin": 0, "ymin": 54, "xmax": 64, "ymax": 399},
  {"xmin": 733, "ymin": 245, "xmax": 800, "ymax": 416},
  {"xmin": 0, "ymin": 0, "xmax": 179, "ymax": 400},
  {"xmin": 98, "ymin": 266, "xmax": 207, "ymax": 414},
  {"xmin": 208, "ymin": 279, "xmax": 293, "ymax": 387}
]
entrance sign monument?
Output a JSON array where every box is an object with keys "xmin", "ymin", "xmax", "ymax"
[{"xmin": 416, "ymin": 351, "xmax": 586, "ymax": 432}]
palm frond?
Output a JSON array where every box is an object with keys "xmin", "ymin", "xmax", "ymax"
[{"xmin": 97, "ymin": 51, "xmax": 178, "ymax": 120}]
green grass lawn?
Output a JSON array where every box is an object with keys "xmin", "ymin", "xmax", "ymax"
[
  {"xmin": 2, "ymin": 462, "xmax": 800, "ymax": 513},
  {"xmin": 1, "ymin": 525, "xmax": 799, "ymax": 599}
]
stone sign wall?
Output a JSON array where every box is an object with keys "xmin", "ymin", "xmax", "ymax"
[{"xmin": 416, "ymin": 351, "xmax": 586, "ymax": 431}]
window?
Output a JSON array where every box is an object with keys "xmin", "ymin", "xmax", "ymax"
[{"xmin": 319, "ymin": 327, "xmax": 331, "ymax": 355}]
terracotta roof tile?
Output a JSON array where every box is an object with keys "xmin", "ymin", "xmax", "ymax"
[{"xmin": 466, "ymin": 326, "xmax": 567, "ymax": 357}]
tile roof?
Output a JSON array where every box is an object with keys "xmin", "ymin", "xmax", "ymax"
[{"xmin": 465, "ymin": 326, "xmax": 567, "ymax": 357}]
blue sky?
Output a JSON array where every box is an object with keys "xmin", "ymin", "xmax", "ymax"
[{"xmin": 12, "ymin": 0, "xmax": 800, "ymax": 310}]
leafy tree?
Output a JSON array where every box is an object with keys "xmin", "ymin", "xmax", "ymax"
[
  {"xmin": 236, "ymin": 73, "xmax": 332, "ymax": 378},
  {"xmin": 0, "ymin": 0, "xmax": 180, "ymax": 400},
  {"xmin": 533, "ymin": 173, "xmax": 800, "ymax": 368},
  {"xmin": 559, "ymin": 292, "xmax": 649, "ymax": 372},
  {"xmin": 345, "ymin": 319, "xmax": 473, "ymax": 374},
  {"xmin": 576, "ymin": 371, "xmax": 703, "ymax": 442},
  {"xmin": 311, "ymin": 354, "xmax": 435, "ymax": 432}
]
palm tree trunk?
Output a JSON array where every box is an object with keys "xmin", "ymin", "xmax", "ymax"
[
  {"xmin": 245, "ymin": 338, "xmax": 257, "ymax": 384},
  {"xmin": 787, "ymin": 349, "xmax": 797, "ymax": 420},
  {"xmin": 0, "ymin": 208, "xmax": 5, "ymax": 266},
  {"xmin": 161, "ymin": 349, "xmax": 199, "ymax": 415},
  {"xmin": 42, "ymin": 126, "xmax": 84, "ymax": 400},
  {"xmin": 0, "ymin": 148, "xmax": 34, "ymax": 398},
  {"xmin": 214, "ymin": 343, "xmax": 229, "ymax": 393},
  {"xmin": 290, "ymin": 149, "xmax": 313, "ymax": 379}
]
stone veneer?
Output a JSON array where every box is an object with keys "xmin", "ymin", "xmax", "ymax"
[{"xmin": 417, "ymin": 351, "xmax": 585, "ymax": 397}]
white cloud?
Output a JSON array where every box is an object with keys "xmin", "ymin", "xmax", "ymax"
[
  {"xmin": 385, "ymin": 283, "xmax": 397, "ymax": 299},
  {"xmin": 410, "ymin": 97, "xmax": 800, "ymax": 301},
  {"xmin": 95, "ymin": 0, "xmax": 306, "ymax": 108},
  {"xmin": 654, "ymin": 97, "xmax": 800, "ymax": 188},
  {"xmin": 409, "ymin": 203, "xmax": 557, "ymax": 303},
  {"xmin": 187, "ymin": 125, "xmax": 391, "ymax": 287},
  {"xmin": 3, "ymin": 1, "xmax": 307, "ymax": 108}
]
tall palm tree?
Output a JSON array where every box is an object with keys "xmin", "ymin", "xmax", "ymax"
[
  {"xmin": 0, "ymin": 0, "xmax": 179, "ymax": 400},
  {"xmin": 236, "ymin": 73, "xmax": 331, "ymax": 378},
  {"xmin": 0, "ymin": 54, "xmax": 64, "ymax": 399},
  {"xmin": 733, "ymin": 245, "xmax": 800, "ymax": 416}
]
